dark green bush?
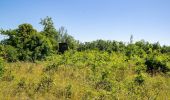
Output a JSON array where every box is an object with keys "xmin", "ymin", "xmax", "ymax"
[
  {"xmin": 134, "ymin": 74, "xmax": 145, "ymax": 85},
  {"xmin": 4, "ymin": 45, "xmax": 18, "ymax": 62},
  {"xmin": 145, "ymin": 57, "xmax": 170, "ymax": 76}
]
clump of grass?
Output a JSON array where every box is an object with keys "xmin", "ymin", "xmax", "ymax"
[
  {"xmin": 43, "ymin": 63, "xmax": 59, "ymax": 74},
  {"xmin": 35, "ymin": 74, "xmax": 53, "ymax": 93}
]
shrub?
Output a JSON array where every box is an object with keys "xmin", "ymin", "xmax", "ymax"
[
  {"xmin": 4, "ymin": 45, "xmax": 18, "ymax": 62},
  {"xmin": 145, "ymin": 56, "xmax": 170, "ymax": 76},
  {"xmin": 134, "ymin": 74, "xmax": 145, "ymax": 85}
]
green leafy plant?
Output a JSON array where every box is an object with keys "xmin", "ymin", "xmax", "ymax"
[{"xmin": 145, "ymin": 56, "xmax": 170, "ymax": 76}]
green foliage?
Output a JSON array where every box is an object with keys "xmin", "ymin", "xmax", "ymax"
[
  {"xmin": 40, "ymin": 17, "xmax": 59, "ymax": 50},
  {"xmin": 0, "ymin": 50, "xmax": 169, "ymax": 99},
  {"xmin": 0, "ymin": 57, "xmax": 4, "ymax": 77},
  {"xmin": 58, "ymin": 26, "xmax": 78, "ymax": 50},
  {"xmin": 40, "ymin": 16, "xmax": 57, "ymax": 38},
  {"xmin": 78, "ymin": 40, "xmax": 126, "ymax": 53},
  {"xmin": 4, "ymin": 45, "xmax": 18, "ymax": 62},
  {"xmin": 1, "ymin": 16, "xmax": 170, "ymax": 63},
  {"xmin": 26, "ymin": 33, "xmax": 52, "ymax": 61},
  {"xmin": 145, "ymin": 55, "xmax": 170, "ymax": 76},
  {"xmin": 0, "ymin": 23, "xmax": 53, "ymax": 62},
  {"xmin": 134, "ymin": 74, "xmax": 145, "ymax": 85},
  {"xmin": 1, "ymin": 17, "xmax": 170, "ymax": 99},
  {"xmin": 0, "ymin": 17, "xmax": 80, "ymax": 62}
]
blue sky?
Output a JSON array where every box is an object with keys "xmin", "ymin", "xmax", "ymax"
[{"xmin": 0, "ymin": 0, "xmax": 170, "ymax": 45}]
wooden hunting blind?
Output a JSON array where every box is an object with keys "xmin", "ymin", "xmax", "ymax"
[{"xmin": 59, "ymin": 43, "xmax": 68, "ymax": 53}]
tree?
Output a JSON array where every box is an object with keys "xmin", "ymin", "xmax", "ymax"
[
  {"xmin": 0, "ymin": 24, "xmax": 53, "ymax": 61},
  {"xmin": 40, "ymin": 16, "xmax": 59, "ymax": 50},
  {"xmin": 161, "ymin": 45, "xmax": 170, "ymax": 53},
  {"xmin": 58, "ymin": 26, "xmax": 78, "ymax": 50},
  {"xmin": 130, "ymin": 34, "xmax": 133, "ymax": 44},
  {"xmin": 152, "ymin": 42, "xmax": 161, "ymax": 52},
  {"xmin": 40, "ymin": 16, "xmax": 57, "ymax": 38}
]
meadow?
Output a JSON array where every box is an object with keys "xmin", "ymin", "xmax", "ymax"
[{"xmin": 0, "ymin": 50, "xmax": 170, "ymax": 100}]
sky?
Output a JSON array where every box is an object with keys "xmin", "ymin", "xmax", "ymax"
[{"xmin": 0, "ymin": 0, "xmax": 170, "ymax": 45}]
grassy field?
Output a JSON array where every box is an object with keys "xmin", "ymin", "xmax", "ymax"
[{"xmin": 0, "ymin": 50, "xmax": 170, "ymax": 100}]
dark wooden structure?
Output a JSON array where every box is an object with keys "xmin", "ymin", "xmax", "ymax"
[{"xmin": 58, "ymin": 43, "xmax": 68, "ymax": 53}]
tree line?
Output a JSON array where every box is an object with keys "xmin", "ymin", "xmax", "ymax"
[{"xmin": 0, "ymin": 16, "xmax": 170, "ymax": 62}]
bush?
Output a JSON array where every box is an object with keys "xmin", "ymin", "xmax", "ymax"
[
  {"xmin": 145, "ymin": 56, "xmax": 170, "ymax": 76},
  {"xmin": 4, "ymin": 45, "xmax": 18, "ymax": 62},
  {"xmin": 134, "ymin": 74, "xmax": 145, "ymax": 85}
]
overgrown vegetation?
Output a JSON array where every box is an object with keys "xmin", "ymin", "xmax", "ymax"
[
  {"xmin": 0, "ymin": 17, "xmax": 170, "ymax": 99},
  {"xmin": 0, "ymin": 57, "xmax": 4, "ymax": 77}
]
